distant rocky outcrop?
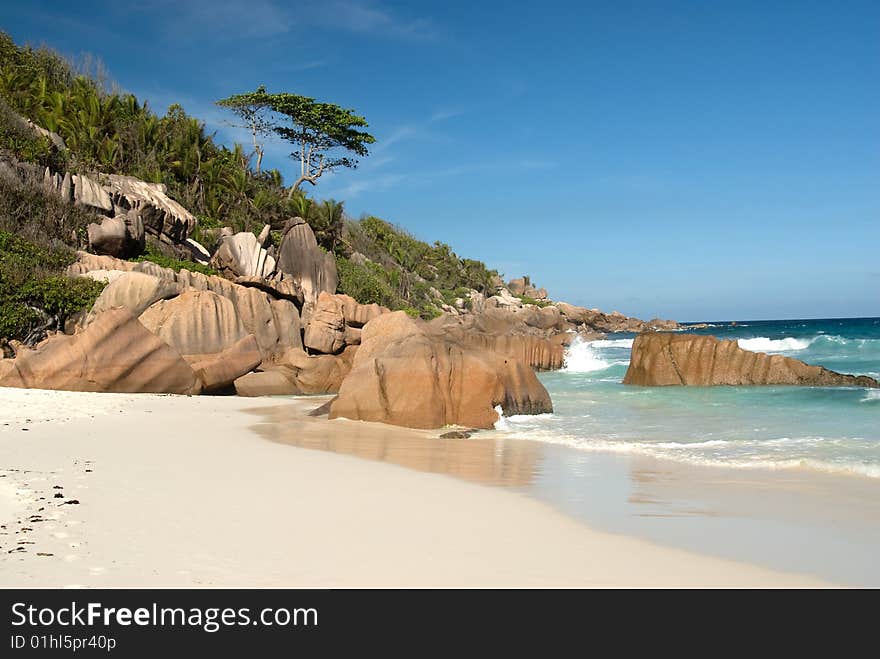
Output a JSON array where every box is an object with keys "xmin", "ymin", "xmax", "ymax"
[
  {"xmin": 555, "ymin": 302, "xmax": 677, "ymax": 334},
  {"xmin": 329, "ymin": 312, "xmax": 553, "ymax": 429},
  {"xmin": 507, "ymin": 275, "xmax": 547, "ymax": 300},
  {"xmin": 623, "ymin": 333, "xmax": 880, "ymax": 388}
]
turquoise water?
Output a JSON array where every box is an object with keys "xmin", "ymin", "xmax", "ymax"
[{"xmin": 494, "ymin": 318, "xmax": 880, "ymax": 479}]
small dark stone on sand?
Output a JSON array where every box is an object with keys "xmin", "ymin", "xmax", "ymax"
[
  {"xmin": 439, "ymin": 431, "xmax": 471, "ymax": 439},
  {"xmin": 53, "ymin": 486, "xmax": 63, "ymax": 489},
  {"xmin": 61, "ymin": 499, "xmax": 80, "ymax": 505},
  {"xmin": 85, "ymin": 469, "xmax": 92, "ymax": 473},
  {"xmin": 36, "ymin": 552, "xmax": 54, "ymax": 557},
  {"xmin": 53, "ymin": 493, "xmax": 64, "ymax": 498}
]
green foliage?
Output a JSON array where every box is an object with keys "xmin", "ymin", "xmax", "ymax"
[
  {"xmin": 0, "ymin": 30, "xmax": 508, "ymax": 329},
  {"xmin": 0, "ymin": 230, "xmax": 104, "ymax": 340},
  {"xmin": 336, "ymin": 256, "xmax": 402, "ymax": 309},
  {"xmin": 217, "ymin": 86, "xmax": 375, "ymax": 192},
  {"xmin": 135, "ymin": 245, "xmax": 219, "ymax": 276},
  {"xmin": 514, "ymin": 294, "xmax": 550, "ymax": 308},
  {"xmin": 335, "ymin": 216, "xmax": 499, "ymax": 319},
  {"xmin": 0, "ymin": 98, "xmax": 68, "ymax": 170},
  {"xmin": 0, "ymin": 32, "xmax": 297, "ymax": 235}
]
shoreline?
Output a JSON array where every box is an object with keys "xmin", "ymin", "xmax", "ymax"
[
  {"xmin": 254, "ymin": 396, "xmax": 880, "ymax": 586},
  {"xmin": 0, "ymin": 387, "xmax": 828, "ymax": 587}
]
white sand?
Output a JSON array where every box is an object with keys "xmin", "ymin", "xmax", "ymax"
[{"xmin": 0, "ymin": 387, "xmax": 826, "ymax": 587}]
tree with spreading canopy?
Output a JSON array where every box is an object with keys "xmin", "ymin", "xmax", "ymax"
[
  {"xmin": 215, "ymin": 85, "xmax": 274, "ymax": 174},
  {"xmin": 216, "ymin": 87, "xmax": 375, "ymax": 194}
]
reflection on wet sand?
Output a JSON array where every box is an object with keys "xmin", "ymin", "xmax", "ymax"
[{"xmin": 248, "ymin": 398, "xmax": 544, "ymax": 487}]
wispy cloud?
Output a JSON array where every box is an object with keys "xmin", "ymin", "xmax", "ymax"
[{"xmin": 142, "ymin": 0, "xmax": 438, "ymax": 42}]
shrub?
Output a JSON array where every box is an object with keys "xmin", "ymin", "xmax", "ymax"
[
  {"xmin": 135, "ymin": 244, "xmax": 218, "ymax": 276},
  {"xmin": 336, "ymin": 256, "xmax": 402, "ymax": 309},
  {"xmin": 0, "ymin": 230, "xmax": 104, "ymax": 341}
]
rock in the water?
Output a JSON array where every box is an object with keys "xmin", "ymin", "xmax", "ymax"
[
  {"xmin": 0, "ymin": 308, "xmax": 201, "ymax": 394},
  {"xmin": 329, "ymin": 312, "xmax": 552, "ymax": 429},
  {"xmin": 275, "ymin": 217, "xmax": 338, "ymax": 304},
  {"xmin": 623, "ymin": 333, "xmax": 880, "ymax": 388},
  {"xmin": 139, "ymin": 289, "xmax": 248, "ymax": 356},
  {"xmin": 86, "ymin": 271, "xmax": 181, "ymax": 323},
  {"xmin": 210, "ymin": 230, "xmax": 276, "ymax": 279}
]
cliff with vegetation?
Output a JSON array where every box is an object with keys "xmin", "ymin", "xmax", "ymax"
[
  {"xmin": 0, "ymin": 31, "xmax": 512, "ymax": 341},
  {"xmin": 0, "ymin": 31, "xmax": 679, "ymax": 428}
]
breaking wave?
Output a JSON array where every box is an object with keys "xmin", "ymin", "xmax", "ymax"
[
  {"xmin": 737, "ymin": 336, "xmax": 813, "ymax": 352},
  {"xmin": 562, "ymin": 338, "xmax": 614, "ymax": 373}
]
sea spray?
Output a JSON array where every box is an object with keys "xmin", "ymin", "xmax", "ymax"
[
  {"xmin": 495, "ymin": 317, "xmax": 880, "ymax": 480},
  {"xmin": 737, "ymin": 337, "xmax": 813, "ymax": 352},
  {"xmin": 562, "ymin": 337, "xmax": 613, "ymax": 372}
]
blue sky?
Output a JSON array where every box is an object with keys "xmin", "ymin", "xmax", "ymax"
[{"xmin": 3, "ymin": 0, "xmax": 878, "ymax": 321}]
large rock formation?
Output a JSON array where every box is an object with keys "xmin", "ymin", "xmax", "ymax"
[
  {"xmin": 86, "ymin": 271, "xmax": 181, "ymax": 322},
  {"xmin": 623, "ymin": 333, "xmax": 880, "ymax": 388},
  {"xmin": 87, "ymin": 208, "xmax": 145, "ymax": 258},
  {"xmin": 187, "ymin": 334, "xmax": 262, "ymax": 392},
  {"xmin": 139, "ymin": 289, "xmax": 248, "ymax": 357},
  {"xmin": 234, "ymin": 346, "xmax": 356, "ymax": 396},
  {"xmin": 329, "ymin": 312, "xmax": 553, "ymax": 429},
  {"xmin": 0, "ymin": 308, "xmax": 201, "ymax": 394},
  {"xmin": 303, "ymin": 291, "xmax": 346, "ymax": 354},
  {"xmin": 67, "ymin": 252, "xmax": 302, "ymax": 360},
  {"xmin": 276, "ymin": 217, "xmax": 338, "ymax": 304},
  {"xmin": 210, "ymin": 229, "xmax": 276, "ymax": 279},
  {"xmin": 507, "ymin": 275, "xmax": 548, "ymax": 300},
  {"xmin": 103, "ymin": 174, "xmax": 197, "ymax": 244},
  {"xmin": 429, "ymin": 308, "xmax": 567, "ymax": 371}
]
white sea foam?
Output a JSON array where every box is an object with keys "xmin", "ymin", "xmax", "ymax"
[
  {"xmin": 562, "ymin": 338, "xmax": 613, "ymax": 372},
  {"xmin": 494, "ymin": 428, "xmax": 880, "ymax": 479},
  {"xmin": 588, "ymin": 338, "xmax": 634, "ymax": 349},
  {"xmin": 861, "ymin": 390, "xmax": 880, "ymax": 403},
  {"xmin": 737, "ymin": 336, "xmax": 813, "ymax": 352}
]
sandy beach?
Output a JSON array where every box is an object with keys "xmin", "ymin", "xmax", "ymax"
[{"xmin": 0, "ymin": 387, "xmax": 827, "ymax": 587}]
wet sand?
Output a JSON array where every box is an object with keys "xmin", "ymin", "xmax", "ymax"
[
  {"xmin": 255, "ymin": 397, "xmax": 880, "ymax": 586},
  {"xmin": 0, "ymin": 388, "xmax": 825, "ymax": 587}
]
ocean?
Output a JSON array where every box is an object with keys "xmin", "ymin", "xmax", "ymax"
[{"xmin": 494, "ymin": 317, "xmax": 880, "ymax": 479}]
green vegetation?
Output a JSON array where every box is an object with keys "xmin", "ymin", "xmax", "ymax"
[
  {"xmin": 0, "ymin": 230, "xmax": 104, "ymax": 342},
  {"xmin": 513, "ymin": 294, "xmax": 550, "ymax": 308},
  {"xmin": 135, "ymin": 245, "xmax": 218, "ymax": 277},
  {"xmin": 216, "ymin": 86, "xmax": 375, "ymax": 192},
  {"xmin": 0, "ymin": 31, "xmax": 297, "ymax": 232},
  {"xmin": 0, "ymin": 30, "xmax": 503, "ymax": 330},
  {"xmin": 336, "ymin": 216, "xmax": 498, "ymax": 317}
]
